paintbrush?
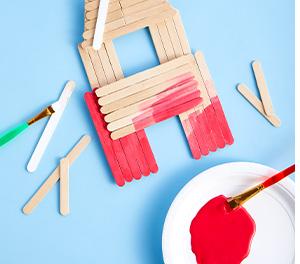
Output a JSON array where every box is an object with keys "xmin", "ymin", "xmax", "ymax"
[
  {"xmin": 0, "ymin": 102, "xmax": 59, "ymax": 147},
  {"xmin": 227, "ymin": 164, "xmax": 295, "ymax": 209}
]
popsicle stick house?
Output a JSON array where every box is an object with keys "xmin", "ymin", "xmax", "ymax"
[{"xmin": 79, "ymin": 0, "xmax": 234, "ymax": 186}]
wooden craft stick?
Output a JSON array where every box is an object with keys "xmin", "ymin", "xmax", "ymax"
[
  {"xmin": 100, "ymin": 76, "xmax": 197, "ymax": 114},
  {"xmin": 122, "ymin": 0, "xmax": 164, "ymax": 15},
  {"xmin": 96, "ymin": 54, "xmax": 194, "ymax": 96},
  {"xmin": 78, "ymin": 45, "xmax": 99, "ymax": 89},
  {"xmin": 111, "ymin": 97, "xmax": 202, "ymax": 140},
  {"xmin": 149, "ymin": 25, "xmax": 168, "ymax": 63},
  {"xmin": 157, "ymin": 21, "xmax": 176, "ymax": 61},
  {"xmin": 237, "ymin": 84, "xmax": 281, "ymax": 127},
  {"xmin": 104, "ymin": 78, "xmax": 198, "ymax": 123},
  {"xmin": 119, "ymin": 0, "xmax": 145, "ymax": 8},
  {"xmin": 23, "ymin": 135, "xmax": 91, "ymax": 215},
  {"xmin": 102, "ymin": 9, "xmax": 177, "ymax": 41},
  {"xmin": 87, "ymin": 47, "xmax": 108, "ymax": 87},
  {"xmin": 172, "ymin": 13, "xmax": 191, "ymax": 55},
  {"xmin": 252, "ymin": 60, "xmax": 274, "ymax": 116},
  {"xmin": 107, "ymin": 88, "xmax": 200, "ymax": 131},
  {"xmin": 98, "ymin": 68, "xmax": 193, "ymax": 106},
  {"xmin": 93, "ymin": 0, "xmax": 110, "ymax": 50},
  {"xmin": 60, "ymin": 158, "xmax": 70, "ymax": 216}
]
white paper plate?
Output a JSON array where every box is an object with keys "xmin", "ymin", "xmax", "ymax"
[{"xmin": 162, "ymin": 162, "xmax": 295, "ymax": 264}]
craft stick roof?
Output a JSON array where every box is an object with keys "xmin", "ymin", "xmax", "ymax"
[{"xmin": 82, "ymin": 0, "xmax": 177, "ymax": 47}]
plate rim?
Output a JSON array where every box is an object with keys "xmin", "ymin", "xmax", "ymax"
[{"xmin": 162, "ymin": 161, "xmax": 295, "ymax": 263}]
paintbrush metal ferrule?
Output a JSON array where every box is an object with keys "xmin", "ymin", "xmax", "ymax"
[
  {"xmin": 227, "ymin": 184, "xmax": 264, "ymax": 210},
  {"xmin": 27, "ymin": 106, "xmax": 55, "ymax": 125}
]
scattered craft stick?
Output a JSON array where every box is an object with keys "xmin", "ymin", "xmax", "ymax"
[
  {"xmin": 237, "ymin": 84, "xmax": 281, "ymax": 127},
  {"xmin": 252, "ymin": 60, "xmax": 274, "ymax": 116},
  {"xmin": 23, "ymin": 135, "xmax": 91, "ymax": 215},
  {"xmin": 93, "ymin": 0, "xmax": 110, "ymax": 50},
  {"xmin": 27, "ymin": 81, "xmax": 76, "ymax": 173},
  {"xmin": 60, "ymin": 158, "xmax": 70, "ymax": 216}
]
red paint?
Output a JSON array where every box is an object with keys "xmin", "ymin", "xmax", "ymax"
[
  {"xmin": 262, "ymin": 164, "xmax": 295, "ymax": 188},
  {"xmin": 183, "ymin": 118, "xmax": 202, "ymax": 160},
  {"xmin": 189, "ymin": 111, "xmax": 209, "ymax": 157},
  {"xmin": 211, "ymin": 96, "xmax": 234, "ymax": 145},
  {"xmin": 190, "ymin": 195, "xmax": 255, "ymax": 264},
  {"xmin": 84, "ymin": 92, "xmax": 126, "ymax": 186},
  {"xmin": 204, "ymin": 103, "xmax": 226, "ymax": 149},
  {"xmin": 84, "ymin": 91, "xmax": 157, "ymax": 186},
  {"xmin": 136, "ymin": 131, "xmax": 159, "ymax": 173},
  {"xmin": 195, "ymin": 109, "xmax": 218, "ymax": 152},
  {"xmin": 133, "ymin": 97, "xmax": 202, "ymax": 131}
]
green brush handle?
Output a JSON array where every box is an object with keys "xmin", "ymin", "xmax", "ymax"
[{"xmin": 0, "ymin": 122, "xmax": 29, "ymax": 147}]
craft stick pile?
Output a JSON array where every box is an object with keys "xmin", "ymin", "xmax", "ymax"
[{"xmin": 79, "ymin": 0, "xmax": 234, "ymax": 186}]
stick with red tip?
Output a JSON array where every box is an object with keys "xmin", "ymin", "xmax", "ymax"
[{"xmin": 228, "ymin": 164, "xmax": 295, "ymax": 209}]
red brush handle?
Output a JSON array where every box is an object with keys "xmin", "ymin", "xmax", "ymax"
[{"xmin": 262, "ymin": 164, "xmax": 295, "ymax": 188}]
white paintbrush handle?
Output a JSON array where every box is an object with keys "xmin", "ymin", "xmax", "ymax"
[
  {"xmin": 27, "ymin": 81, "xmax": 75, "ymax": 173},
  {"xmin": 93, "ymin": 0, "xmax": 110, "ymax": 50}
]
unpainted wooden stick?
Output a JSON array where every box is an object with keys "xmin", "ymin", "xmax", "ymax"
[
  {"xmin": 237, "ymin": 84, "xmax": 281, "ymax": 127},
  {"xmin": 60, "ymin": 158, "xmax": 70, "ymax": 216},
  {"xmin": 252, "ymin": 60, "xmax": 274, "ymax": 116},
  {"xmin": 23, "ymin": 135, "xmax": 91, "ymax": 215}
]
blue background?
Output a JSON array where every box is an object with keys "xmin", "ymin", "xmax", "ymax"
[{"xmin": 0, "ymin": 0, "xmax": 294, "ymax": 263}]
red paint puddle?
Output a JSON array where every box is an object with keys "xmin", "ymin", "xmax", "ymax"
[{"xmin": 190, "ymin": 195, "xmax": 255, "ymax": 264}]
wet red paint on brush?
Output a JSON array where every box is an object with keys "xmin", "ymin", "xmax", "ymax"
[{"xmin": 190, "ymin": 195, "xmax": 256, "ymax": 264}]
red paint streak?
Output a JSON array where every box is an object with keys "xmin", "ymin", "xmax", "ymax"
[
  {"xmin": 133, "ymin": 95, "xmax": 201, "ymax": 131},
  {"xmin": 189, "ymin": 111, "xmax": 209, "ymax": 157},
  {"xmin": 136, "ymin": 131, "xmax": 159, "ymax": 173},
  {"xmin": 262, "ymin": 164, "xmax": 295, "ymax": 188},
  {"xmin": 84, "ymin": 91, "xmax": 158, "ymax": 185},
  {"xmin": 84, "ymin": 92, "xmax": 126, "ymax": 186},
  {"xmin": 211, "ymin": 96, "xmax": 234, "ymax": 145},
  {"xmin": 183, "ymin": 118, "xmax": 202, "ymax": 160},
  {"xmin": 190, "ymin": 195, "xmax": 255, "ymax": 264},
  {"xmin": 195, "ymin": 109, "xmax": 218, "ymax": 152},
  {"xmin": 204, "ymin": 103, "xmax": 226, "ymax": 149}
]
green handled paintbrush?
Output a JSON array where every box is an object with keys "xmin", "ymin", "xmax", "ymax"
[{"xmin": 0, "ymin": 104, "xmax": 57, "ymax": 147}]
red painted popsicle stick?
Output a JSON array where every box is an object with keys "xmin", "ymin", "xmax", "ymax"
[
  {"xmin": 133, "ymin": 97, "xmax": 202, "ymax": 131},
  {"xmin": 84, "ymin": 92, "xmax": 126, "ymax": 186},
  {"xmin": 136, "ymin": 130, "xmax": 158, "ymax": 173}
]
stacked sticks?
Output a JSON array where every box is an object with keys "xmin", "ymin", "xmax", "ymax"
[
  {"xmin": 82, "ymin": 0, "xmax": 177, "ymax": 47},
  {"xmin": 95, "ymin": 55, "xmax": 202, "ymax": 139},
  {"xmin": 79, "ymin": 0, "xmax": 234, "ymax": 186}
]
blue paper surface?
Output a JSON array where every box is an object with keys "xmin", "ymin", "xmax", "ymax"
[{"xmin": 0, "ymin": 0, "xmax": 294, "ymax": 263}]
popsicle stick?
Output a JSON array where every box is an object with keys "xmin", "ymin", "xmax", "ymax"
[
  {"xmin": 78, "ymin": 45, "xmax": 99, "ymax": 89},
  {"xmin": 111, "ymin": 97, "xmax": 201, "ymax": 140},
  {"xmin": 95, "ymin": 54, "xmax": 194, "ymax": 96},
  {"xmin": 157, "ymin": 21, "xmax": 176, "ymax": 61},
  {"xmin": 252, "ymin": 60, "xmax": 274, "ymax": 116},
  {"xmin": 172, "ymin": 13, "xmax": 191, "ymax": 55},
  {"xmin": 104, "ymin": 41, "xmax": 157, "ymax": 176},
  {"xmin": 103, "ymin": 9, "xmax": 177, "ymax": 41},
  {"xmin": 122, "ymin": 0, "xmax": 164, "ymax": 15},
  {"xmin": 84, "ymin": 92, "xmax": 127, "ymax": 185},
  {"xmin": 97, "ymin": 45, "xmax": 116, "ymax": 83},
  {"xmin": 150, "ymin": 18, "xmax": 201, "ymax": 159},
  {"xmin": 149, "ymin": 25, "xmax": 168, "ymax": 63},
  {"xmin": 195, "ymin": 51, "xmax": 233, "ymax": 145},
  {"xmin": 60, "ymin": 158, "xmax": 69, "ymax": 216},
  {"xmin": 237, "ymin": 84, "xmax": 281, "ymax": 127},
  {"xmin": 107, "ymin": 87, "xmax": 200, "ymax": 131},
  {"xmin": 93, "ymin": 0, "xmax": 110, "ymax": 50},
  {"xmin": 87, "ymin": 47, "xmax": 108, "ymax": 87},
  {"xmin": 98, "ymin": 69, "xmax": 193, "ymax": 106},
  {"xmin": 119, "ymin": 0, "xmax": 144, "ymax": 8},
  {"xmin": 165, "ymin": 18, "xmax": 184, "ymax": 57},
  {"xmin": 23, "ymin": 135, "xmax": 91, "ymax": 215},
  {"xmin": 100, "ymin": 77, "xmax": 197, "ymax": 114}
]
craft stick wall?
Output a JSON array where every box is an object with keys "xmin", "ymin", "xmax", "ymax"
[{"xmin": 79, "ymin": 0, "xmax": 234, "ymax": 186}]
